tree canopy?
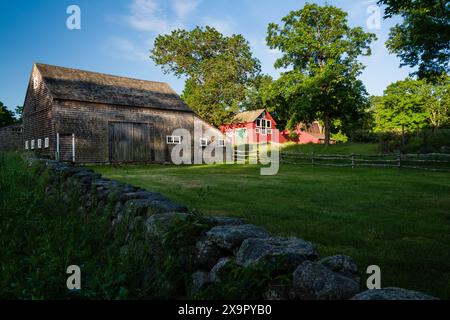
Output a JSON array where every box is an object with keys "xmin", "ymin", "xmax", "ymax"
[
  {"xmin": 151, "ymin": 26, "xmax": 261, "ymax": 126},
  {"xmin": 378, "ymin": 0, "xmax": 450, "ymax": 78},
  {"xmin": 0, "ymin": 102, "xmax": 17, "ymax": 128},
  {"xmin": 266, "ymin": 3, "xmax": 376, "ymax": 144},
  {"xmin": 374, "ymin": 76, "xmax": 450, "ymax": 135}
]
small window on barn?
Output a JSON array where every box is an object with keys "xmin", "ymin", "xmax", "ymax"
[
  {"xmin": 33, "ymin": 76, "xmax": 39, "ymax": 90},
  {"xmin": 25, "ymin": 141, "xmax": 29, "ymax": 150},
  {"xmin": 266, "ymin": 120, "xmax": 271, "ymax": 128},
  {"xmin": 261, "ymin": 129, "xmax": 267, "ymax": 136},
  {"xmin": 267, "ymin": 129, "xmax": 273, "ymax": 134},
  {"xmin": 44, "ymin": 137, "xmax": 49, "ymax": 148},
  {"xmin": 173, "ymin": 136, "xmax": 181, "ymax": 144},
  {"xmin": 200, "ymin": 138, "xmax": 208, "ymax": 147},
  {"xmin": 31, "ymin": 140, "xmax": 35, "ymax": 150},
  {"xmin": 255, "ymin": 128, "xmax": 260, "ymax": 134},
  {"xmin": 167, "ymin": 136, "xmax": 181, "ymax": 145},
  {"xmin": 256, "ymin": 119, "xmax": 261, "ymax": 127},
  {"xmin": 37, "ymin": 139, "xmax": 42, "ymax": 149},
  {"xmin": 218, "ymin": 139, "xmax": 226, "ymax": 147}
]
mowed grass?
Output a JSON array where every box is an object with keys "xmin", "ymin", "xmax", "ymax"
[{"xmin": 92, "ymin": 163, "xmax": 450, "ymax": 299}]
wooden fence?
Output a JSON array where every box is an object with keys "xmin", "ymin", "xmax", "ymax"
[{"xmin": 281, "ymin": 152, "xmax": 450, "ymax": 172}]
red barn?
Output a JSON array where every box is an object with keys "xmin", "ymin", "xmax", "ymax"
[
  {"xmin": 219, "ymin": 109, "xmax": 286, "ymax": 145},
  {"xmin": 281, "ymin": 121, "xmax": 337, "ymax": 145}
]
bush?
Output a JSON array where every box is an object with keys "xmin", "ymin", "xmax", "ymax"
[{"xmin": 0, "ymin": 153, "xmax": 152, "ymax": 299}]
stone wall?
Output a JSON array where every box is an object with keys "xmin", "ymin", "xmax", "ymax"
[
  {"xmin": 0, "ymin": 124, "xmax": 23, "ymax": 151},
  {"xmin": 38, "ymin": 159, "xmax": 438, "ymax": 300}
]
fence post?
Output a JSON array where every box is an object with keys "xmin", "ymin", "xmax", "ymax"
[
  {"xmin": 397, "ymin": 153, "xmax": 402, "ymax": 168},
  {"xmin": 351, "ymin": 153, "xmax": 355, "ymax": 169},
  {"xmin": 312, "ymin": 152, "xmax": 315, "ymax": 167}
]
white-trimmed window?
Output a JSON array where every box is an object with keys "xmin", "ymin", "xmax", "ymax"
[
  {"xmin": 44, "ymin": 137, "xmax": 49, "ymax": 148},
  {"xmin": 31, "ymin": 140, "xmax": 35, "ymax": 150},
  {"xmin": 267, "ymin": 129, "xmax": 273, "ymax": 134},
  {"xmin": 33, "ymin": 76, "xmax": 39, "ymax": 90},
  {"xmin": 256, "ymin": 119, "xmax": 261, "ymax": 127},
  {"xmin": 167, "ymin": 136, "xmax": 181, "ymax": 145},
  {"xmin": 218, "ymin": 139, "xmax": 226, "ymax": 147},
  {"xmin": 25, "ymin": 141, "xmax": 29, "ymax": 150},
  {"xmin": 266, "ymin": 120, "xmax": 271, "ymax": 128},
  {"xmin": 255, "ymin": 128, "xmax": 260, "ymax": 133},
  {"xmin": 37, "ymin": 139, "xmax": 42, "ymax": 149},
  {"xmin": 261, "ymin": 129, "xmax": 267, "ymax": 135},
  {"xmin": 200, "ymin": 138, "xmax": 208, "ymax": 147}
]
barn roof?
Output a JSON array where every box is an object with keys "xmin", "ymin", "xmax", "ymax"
[
  {"xmin": 232, "ymin": 109, "xmax": 265, "ymax": 123},
  {"xmin": 35, "ymin": 63, "xmax": 193, "ymax": 112}
]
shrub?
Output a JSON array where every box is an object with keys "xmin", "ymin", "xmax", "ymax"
[{"xmin": 0, "ymin": 153, "xmax": 152, "ymax": 299}]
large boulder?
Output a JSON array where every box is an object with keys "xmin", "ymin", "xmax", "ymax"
[
  {"xmin": 236, "ymin": 237, "xmax": 319, "ymax": 272},
  {"xmin": 293, "ymin": 261, "xmax": 360, "ymax": 300},
  {"xmin": 209, "ymin": 257, "xmax": 233, "ymax": 283},
  {"xmin": 263, "ymin": 281, "xmax": 296, "ymax": 300},
  {"xmin": 145, "ymin": 212, "xmax": 191, "ymax": 238},
  {"xmin": 190, "ymin": 271, "xmax": 211, "ymax": 295},
  {"xmin": 205, "ymin": 216, "xmax": 246, "ymax": 227},
  {"xmin": 320, "ymin": 255, "xmax": 360, "ymax": 284},
  {"xmin": 351, "ymin": 288, "xmax": 438, "ymax": 300},
  {"xmin": 205, "ymin": 224, "xmax": 270, "ymax": 252},
  {"xmin": 194, "ymin": 238, "xmax": 227, "ymax": 270},
  {"xmin": 123, "ymin": 198, "xmax": 187, "ymax": 217}
]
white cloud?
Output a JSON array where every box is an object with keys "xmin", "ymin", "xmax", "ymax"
[
  {"xmin": 105, "ymin": 37, "xmax": 149, "ymax": 62},
  {"xmin": 201, "ymin": 16, "xmax": 235, "ymax": 35},
  {"xmin": 172, "ymin": 0, "xmax": 201, "ymax": 20},
  {"xmin": 126, "ymin": 0, "xmax": 181, "ymax": 34}
]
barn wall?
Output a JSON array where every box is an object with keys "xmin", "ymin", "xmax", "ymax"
[
  {"xmin": 51, "ymin": 100, "xmax": 195, "ymax": 164},
  {"xmin": 22, "ymin": 65, "xmax": 54, "ymax": 158}
]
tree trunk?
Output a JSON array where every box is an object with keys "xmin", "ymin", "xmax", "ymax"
[
  {"xmin": 401, "ymin": 124, "xmax": 406, "ymax": 148},
  {"xmin": 324, "ymin": 116, "xmax": 331, "ymax": 146}
]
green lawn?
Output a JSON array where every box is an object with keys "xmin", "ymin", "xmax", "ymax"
[{"xmin": 92, "ymin": 163, "xmax": 450, "ymax": 299}]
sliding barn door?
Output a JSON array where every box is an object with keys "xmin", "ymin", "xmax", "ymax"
[{"xmin": 109, "ymin": 122, "xmax": 152, "ymax": 163}]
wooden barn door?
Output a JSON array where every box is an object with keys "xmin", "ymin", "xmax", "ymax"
[{"xmin": 109, "ymin": 122, "xmax": 152, "ymax": 163}]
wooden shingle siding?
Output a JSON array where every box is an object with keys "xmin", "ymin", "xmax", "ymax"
[
  {"xmin": 22, "ymin": 65, "xmax": 53, "ymax": 158},
  {"xmin": 18, "ymin": 63, "xmax": 224, "ymax": 164},
  {"xmin": 52, "ymin": 100, "xmax": 194, "ymax": 163}
]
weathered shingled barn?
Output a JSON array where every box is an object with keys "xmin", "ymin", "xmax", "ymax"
[{"xmin": 22, "ymin": 63, "xmax": 222, "ymax": 163}]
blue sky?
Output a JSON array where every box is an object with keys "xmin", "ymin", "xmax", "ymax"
[{"xmin": 0, "ymin": 0, "xmax": 413, "ymax": 112}]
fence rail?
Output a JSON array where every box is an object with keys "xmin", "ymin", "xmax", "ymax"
[{"xmin": 281, "ymin": 152, "xmax": 450, "ymax": 172}]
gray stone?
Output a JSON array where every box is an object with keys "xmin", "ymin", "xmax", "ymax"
[
  {"xmin": 205, "ymin": 224, "xmax": 270, "ymax": 252},
  {"xmin": 191, "ymin": 271, "xmax": 211, "ymax": 295},
  {"xmin": 209, "ymin": 257, "xmax": 232, "ymax": 283},
  {"xmin": 194, "ymin": 238, "xmax": 226, "ymax": 270},
  {"xmin": 206, "ymin": 216, "xmax": 245, "ymax": 227},
  {"xmin": 119, "ymin": 191, "xmax": 165, "ymax": 202},
  {"xmin": 145, "ymin": 212, "xmax": 190, "ymax": 238},
  {"xmin": 293, "ymin": 261, "xmax": 360, "ymax": 300},
  {"xmin": 263, "ymin": 281, "xmax": 296, "ymax": 300},
  {"xmin": 236, "ymin": 237, "xmax": 319, "ymax": 271},
  {"xmin": 351, "ymin": 288, "xmax": 438, "ymax": 300},
  {"xmin": 320, "ymin": 255, "xmax": 360, "ymax": 284}
]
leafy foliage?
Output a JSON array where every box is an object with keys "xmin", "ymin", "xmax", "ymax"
[
  {"xmin": 265, "ymin": 3, "xmax": 376, "ymax": 144},
  {"xmin": 0, "ymin": 153, "xmax": 152, "ymax": 299},
  {"xmin": 0, "ymin": 101, "xmax": 17, "ymax": 127},
  {"xmin": 151, "ymin": 26, "xmax": 261, "ymax": 126},
  {"xmin": 378, "ymin": 0, "xmax": 450, "ymax": 78}
]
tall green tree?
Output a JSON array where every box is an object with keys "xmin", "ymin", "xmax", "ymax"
[
  {"xmin": 378, "ymin": 0, "xmax": 450, "ymax": 78},
  {"xmin": 420, "ymin": 75, "xmax": 450, "ymax": 130},
  {"xmin": 0, "ymin": 102, "xmax": 16, "ymax": 128},
  {"xmin": 374, "ymin": 79, "xmax": 429, "ymax": 145},
  {"xmin": 266, "ymin": 3, "xmax": 376, "ymax": 144},
  {"xmin": 151, "ymin": 26, "xmax": 261, "ymax": 126}
]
